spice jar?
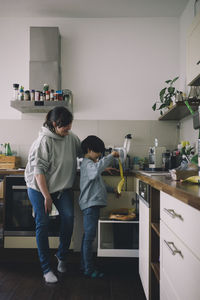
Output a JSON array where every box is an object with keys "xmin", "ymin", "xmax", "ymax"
[
  {"xmin": 45, "ymin": 91, "xmax": 50, "ymax": 101},
  {"xmin": 13, "ymin": 83, "xmax": 19, "ymax": 100},
  {"xmin": 35, "ymin": 91, "xmax": 40, "ymax": 101},
  {"xmin": 30, "ymin": 90, "xmax": 35, "ymax": 101},
  {"xmin": 50, "ymin": 89, "xmax": 54, "ymax": 101},
  {"xmin": 24, "ymin": 90, "xmax": 30, "ymax": 101},
  {"xmin": 18, "ymin": 86, "xmax": 24, "ymax": 101},
  {"xmin": 40, "ymin": 92, "xmax": 45, "ymax": 101}
]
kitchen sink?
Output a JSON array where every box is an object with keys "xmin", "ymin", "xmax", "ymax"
[{"xmin": 139, "ymin": 170, "xmax": 170, "ymax": 177}]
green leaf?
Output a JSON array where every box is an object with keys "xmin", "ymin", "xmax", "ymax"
[
  {"xmin": 165, "ymin": 80, "xmax": 171, "ymax": 84},
  {"xmin": 159, "ymin": 103, "xmax": 167, "ymax": 110},
  {"xmin": 152, "ymin": 103, "xmax": 157, "ymax": 111},
  {"xmin": 171, "ymin": 76, "xmax": 179, "ymax": 84},
  {"xmin": 168, "ymin": 86, "xmax": 175, "ymax": 94},
  {"xmin": 160, "ymin": 88, "xmax": 166, "ymax": 101}
]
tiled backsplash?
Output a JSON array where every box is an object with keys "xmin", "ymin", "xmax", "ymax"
[{"xmin": 0, "ymin": 119, "xmax": 179, "ymax": 168}]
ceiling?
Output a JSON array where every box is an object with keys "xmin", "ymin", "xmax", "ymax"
[{"xmin": 0, "ymin": 0, "xmax": 189, "ymax": 18}]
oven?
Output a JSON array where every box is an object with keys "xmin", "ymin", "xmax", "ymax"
[{"xmin": 4, "ymin": 175, "xmax": 60, "ymax": 237}]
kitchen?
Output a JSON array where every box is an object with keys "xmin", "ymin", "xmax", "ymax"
[{"xmin": 0, "ymin": 0, "xmax": 200, "ymax": 299}]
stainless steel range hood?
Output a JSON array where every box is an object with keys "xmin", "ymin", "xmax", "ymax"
[{"xmin": 29, "ymin": 27, "xmax": 61, "ymax": 91}]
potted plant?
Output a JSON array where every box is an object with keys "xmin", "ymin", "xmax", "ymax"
[{"xmin": 152, "ymin": 76, "xmax": 179, "ymax": 115}]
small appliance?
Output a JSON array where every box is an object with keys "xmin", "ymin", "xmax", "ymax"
[
  {"xmin": 148, "ymin": 139, "xmax": 166, "ymax": 170},
  {"xmin": 114, "ymin": 134, "xmax": 132, "ymax": 169}
]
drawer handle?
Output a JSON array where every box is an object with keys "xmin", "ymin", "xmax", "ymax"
[
  {"xmin": 197, "ymin": 60, "xmax": 200, "ymax": 65},
  {"xmin": 164, "ymin": 240, "xmax": 183, "ymax": 258},
  {"xmin": 163, "ymin": 208, "xmax": 183, "ymax": 221}
]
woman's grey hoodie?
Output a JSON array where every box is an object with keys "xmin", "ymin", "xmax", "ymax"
[{"xmin": 25, "ymin": 126, "xmax": 81, "ymax": 193}]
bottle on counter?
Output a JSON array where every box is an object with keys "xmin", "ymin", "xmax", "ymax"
[
  {"xmin": 24, "ymin": 90, "xmax": 30, "ymax": 101},
  {"xmin": 18, "ymin": 86, "xmax": 24, "ymax": 101},
  {"xmin": 4, "ymin": 143, "xmax": 12, "ymax": 156},
  {"xmin": 50, "ymin": 89, "xmax": 54, "ymax": 101},
  {"xmin": 30, "ymin": 89, "xmax": 35, "ymax": 101},
  {"xmin": 13, "ymin": 83, "xmax": 19, "ymax": 100},
  {"xmin": 40, "ymin": 92, "xmax": 45, "ymax": 101},
  {"xmin": 35, "ymin": 91, "xmax": 40, "ymax": 101},
  {"xmin": 45, "ymin": 90, "xmax": 50, "ymax": 101}
]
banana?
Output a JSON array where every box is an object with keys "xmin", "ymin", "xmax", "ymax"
[
  {"xmin": 117, "ymin": 178, "xmax": 125, "ymax": 194},
  {"xmin": 182, "ymin": 176, "xmax": 200, "ymax": 184},
  {"xmin": 117, "ymin": 159, "xmax": 125, "ymax": 193}
]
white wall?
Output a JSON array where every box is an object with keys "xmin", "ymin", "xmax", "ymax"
[{"xmin": 0, "ymin": 17, "xmax": 179, "ymax": 120}]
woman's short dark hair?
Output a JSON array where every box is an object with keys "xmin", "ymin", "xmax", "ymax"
[
  {"xmin": 43, "ymin": 106, "xmax": 73, "ymax": 132},
  {"xmin": 81, "ymin": 135, "xmax": 105, "ymax": 155}
]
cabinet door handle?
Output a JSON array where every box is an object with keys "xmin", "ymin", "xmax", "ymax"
[
  {"xmin": 163, "ymin": 208, "xmax": 183, "ymax": 221},
  {"xmin": 164, "ymin": 240, "xmax": 183, "ymax": 258},
  {"xmin": 197, "ymin": 60, "xmax": 200, "ymax": 65}
]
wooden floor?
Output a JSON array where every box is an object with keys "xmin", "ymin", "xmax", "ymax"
[{"xmin": 0, "ymin": 250, "xmax": 146, "ymax": 300}]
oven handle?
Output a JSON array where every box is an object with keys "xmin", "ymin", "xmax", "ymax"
[{"xmin": 12, "ymin": 185, "xmax": 27, "ymax": 190}]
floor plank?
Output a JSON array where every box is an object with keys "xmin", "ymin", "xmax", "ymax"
[{"xmin": 0, "ymin": 251, "xmax": 146, "ymax": 300}]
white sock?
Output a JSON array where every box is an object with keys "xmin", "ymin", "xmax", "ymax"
[{"xmin": 44, "ymin": 271, "xmax": 58, "ymax": 283}]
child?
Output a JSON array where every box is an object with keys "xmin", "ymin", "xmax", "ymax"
[{"xmin": 78, "ymin": 135, "xmax": 119, "ymax": 278}]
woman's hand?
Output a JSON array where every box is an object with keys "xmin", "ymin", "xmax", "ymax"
[
  {"xmin": 44, "ymin": 196, "xmax": 53, "ymax": 214},
  {"xmin": 35, "ymin": 174, "xmax": 52, "ymax": 214}
]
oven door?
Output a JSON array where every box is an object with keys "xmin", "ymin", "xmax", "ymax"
[{"xmin": 4, "ymin": 175, "xmax": 60, "ymax": 236}]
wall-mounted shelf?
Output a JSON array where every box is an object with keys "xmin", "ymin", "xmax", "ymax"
[
  {"xmin": 159, "ymin": 101, "xmax": 199, "ymax": 121},
  {"xmin": 10, "ymin": 100, "xmax": 73, "ymax": 113}
]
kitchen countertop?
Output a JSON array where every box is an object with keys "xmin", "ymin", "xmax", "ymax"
[
  {"xmin": 133, "ymin": 170, "xmax": 200, "ymax": 211},
  {"xmin": 1, "ymin": 168, "xmax": 200, "ymax": 211},
  {"xmin": 0, "ymin": 169, "xmax": 25, "ymax": 175}
]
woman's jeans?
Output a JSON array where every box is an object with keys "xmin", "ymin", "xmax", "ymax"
[
  {"xmin": 28, "ymin": 188, "xmax": 74, "ymax": 274},
  {"xmin": 81, "ymin": 206, "xmax": 100, "ymax": 274}
]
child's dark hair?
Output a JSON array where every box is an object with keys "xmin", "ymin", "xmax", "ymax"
[
  {"xmin": 81, "ymin": 135, "xmax": 105, "ymax": 155},
  {"xmin": 43, "ymin": 106, "xmax": 73, "ymax": 133}
]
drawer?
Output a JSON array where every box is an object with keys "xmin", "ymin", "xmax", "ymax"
[
  {"xmin": 160, "ymin": 221, "xmax": 200, "ymax": 300},
  {"xmin": 160, "ymin": 191, "xmax": 200, "ymax": 259}
]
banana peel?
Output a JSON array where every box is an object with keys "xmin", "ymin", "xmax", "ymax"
[
  {"xmin": 117, "ymin": 159, "xmax": 125, "ymax": 194},
  {"xmin": 181, "ymin": 175, "xmax": 200, "ymax": 184}
]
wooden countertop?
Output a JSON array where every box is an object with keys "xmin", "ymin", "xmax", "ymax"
[
  {"xmin": 1, "ymin": 168, "xmax": 200, "ymax": 211},
  {"xmin": 133, "ymin": 171, "xmax": 200, "ymax": 211},
  {"xmin": 0, "ymin": 169, "xmax": 24, "ymax": 175}
]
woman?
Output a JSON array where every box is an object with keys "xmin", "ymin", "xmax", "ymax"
[{"xmin": 25, "ymin": 106, "xmax": 81, "ymax": 283}]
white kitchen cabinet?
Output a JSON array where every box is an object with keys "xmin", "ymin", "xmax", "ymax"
[
  {"xmin": 160, "ymin": 191, "xmax": 200, "ymax": 260},
  {"xmin": 160, "ymin": 221, "xmax": 200, "ymax": 300},
  {"xmin": 187, "ymin": 11, "xmax": 200, "ymax": 85},
  {"xmin": 160, "ymin": 192, "xmax": 200, "ymax": 300}
]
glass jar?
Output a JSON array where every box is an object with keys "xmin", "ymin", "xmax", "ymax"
[
  {"xmin": 30, "ymin": 90, "xmax": 35, "ymax": 101},
  {"xmin": 13, "ymin": 83, "xmax": 19, "ymax": 100},
  {"xmin": 45, "ymin": 91, "xmax": 50, "ymax": 101},
  {"xmin": 50, "ymin": 89, "xmax": 54, "ymax": 101},
  {"xmin": 24, "ymin": 90, "xmax": 30, "ymax": 101},
  {"xmin": 35, "ymin": 91, "xmax": 40, "ymax": 101}
]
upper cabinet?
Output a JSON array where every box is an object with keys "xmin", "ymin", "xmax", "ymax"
[{"xmin": 187, "ymin": 12, "xmax": 200, "ymax": 86}]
